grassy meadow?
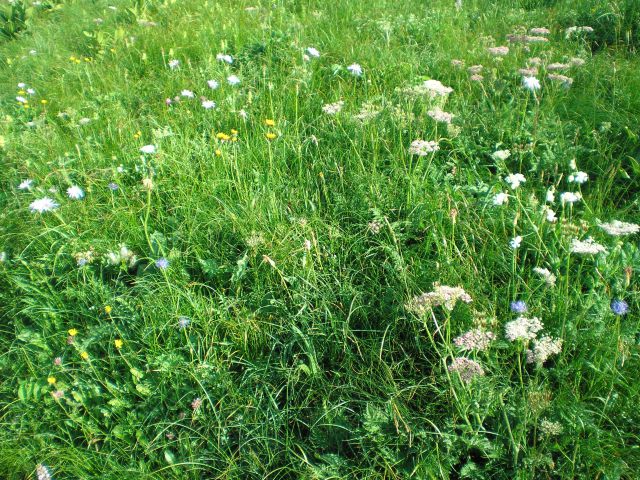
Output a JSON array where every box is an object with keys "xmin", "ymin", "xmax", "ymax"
[{"xmin": 1, "ymin": 0, "xmax": 640, "ymax": 478}]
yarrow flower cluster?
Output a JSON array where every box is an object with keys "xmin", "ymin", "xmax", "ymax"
[
  {"xmin": 322, "ymin": 101, "xmax": 344, "ymax": 115},
  {"xmin": 36, "ymin": 464, "xmax": 53, "ymax": 480},
  {"xmin": 409, "ymin": 139, "xmax": 440, "ymax": 156},
  {"xmin": 533, "ymin": 267, "xmax": 557, "ymax": 286},
  {"xmin": 453, "ymin": 329, "xmax": 496, "ymax": 351},
  {"xmin": 505, "ymin": 173, "xmax": 526, "ymax": 189},
  {"xmin": 448, "ymin": 357, "xmax": 485, "ymax": 383},
  {"xmin": 505, "ymin": 316, "xmax": 543, "ymax": 341},
  {"xmin": 406, "ymin": 284, "xmax": 472, "ymax": 313},
  {"xmin": 598, "ymin": 220, "xmax": 640, "ymax": 236},
  {"xmin": 526, "ymin": 336, "xmax": 563, "ymax": 365},
  {"xmin": 570, "ymin": 237, "xmax": 607, "ymax": 255},
  {"xmin": 427, "ymin": 108, "xmax": 455, "ymax": 124}
]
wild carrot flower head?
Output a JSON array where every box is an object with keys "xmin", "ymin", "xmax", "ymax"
[
  {"xmin": 526, "ymin": 336, "xmax": 563, "ymax": 365},
  {"xmin": 453, "ymin": 329, "xmax": 496, "ymax": 351},
  {"xmin": 505, "ymin": 316, "xmax": 543, "ymax": 341},
  {"xmin": 448, "ymin": 357, "xmax": 485, "ymax": 383},
  {"xmin": 406, "ymin": 284, "xmax": 472, "ymax": 313}
]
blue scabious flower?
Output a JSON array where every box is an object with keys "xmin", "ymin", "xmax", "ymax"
[
  {"xmin": 155, "ymin": 257, "xmax": 169, "ymax": 270},
  {"xmin": 510, "ymin": 300, "xmax": 527, "ymax": 314},
  {"xmin": 611, "ymin": 299, "xmax": 629, "ymax": 316},
  {"xmin": 108, "ymin": 182, "xmax": 119, "ymax": 191}
]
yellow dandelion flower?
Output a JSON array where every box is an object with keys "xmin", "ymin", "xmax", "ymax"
[
  {"xmin": 80, "ymin": 351, "xmax": 89, "ymax": 360},
  {"xmin": 215, "ymin": 149, "xmax": 222, "ymax": 156},
  {"xmin": 41, "ymin": 99, "xmax": 48, "ymax": 105},
  {"xmin": 216, "ymin": 132, "xmax": 231, "ymax": 141},
  {"xmin": 47, "ymin": 376, "xmax": 56, "ymax": 385},
  {"xmin": 68, "ymin": 328, "xmax": 78, "ymax": 336},
  {"xmin": 104, "ymin": 305, "xmax": 112, "ymax": 314},
  {"xmin": 114, "ymin": 339, "xmax": 123, "ymax": 349},
  {"xmin": 265, "ymin": 132, "xmax": 277, "ymax": 140},
  {"xmin": 230, "ymin": 129, "xmax": 238, "ymax": 135},
  {"xmin": 265, "ymin": 119, "xmax": 275, "ymax": 126}
]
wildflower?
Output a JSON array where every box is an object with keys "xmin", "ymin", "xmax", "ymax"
[
  {"xmin": 505, "ymin": 173, "xmax": 526, "ymax": 189},
  {"xmin": 368, "ymin": 220, "xmax": 382, "ymax": 234},
  {"xmin": 547, "ymin": 73, "xmax": 573, "ymax": 88},
  {"xmin": 36, "ymin": 464, "xmax": 53, "ymax": 480},
  {"xmin": 227, "ymin": 75, "xmax": 241, "ymax": 85},
  {"xmin": 505, "ymin": 316, "xmax": 543, "ymax": 341},
  {"xmin": 18, "ymin": 179, "xmax": 33, "ymax": 190},
  {"xmin": 546, "ymin": 188, "xmax": 555, "ymax": 203},
  {"xmin": 565, "ymin": 26, "xmax": 594, "ymax": 39},
  {"xmin": 103, "ymin": 305, "xmax": 112, "ymax": 315},
  {"xmin": 611, "ymin": 299, "xmax": 629, "ymax": 316},
  {"xmin": 265, "ymin": 132, "xmax": 277, "ymax": 140},
  {"xmin": 470, "ymin": 74, "xmax": 484, "ymax": 82},
  {"xmin": 448, "ymin": 357, "xmax": 485, "ymax": 383},
  {"xmin": 519, "ymin": 67, "xmax": 538, "ymax": 76},
  {"xmin": 427, "ymin": 108, "xmax": 455, "ymax": 124},
  {"xmin": 488, "ymin": 46, "xmax": 509, "ymax": 56},
  {"xmin": 54, "ymin": 357, "xmax": 62, "ymax": 366},
  {"xmin": 570, "ymin": 57, "xmax": 586, "ymax": 67},
  {"xmin": 201, "ymin": 100, "xmax": 216, "ymax": 109},
  {"xmin": 560, "ymin": 191, "xmax": 581, "ymax": 204},
  {"xmin": 16, "ymin": 96, "xmax": 28, "ymax": 104},
  {"xmin": 493, "ymin": 192, "xmax": 509, "ymax": 206},
  {"xmin": 191, "ymin": 397, "xmax": 203, "ymax": 410},
  {"xmin": 216, "ymin": 53, "xmax": 233, "ymax": 64},
  {"xmin": 492, "ymin": 149, "xmax": 511, "ymax": 161},
  {"xmin": 168, "ymin": 59, "xmax": 180, "ymax": 69},
  {"xmin": 451, "ymin": 59, "xmax": 465, "ymax": 68},
  {"xmin": 140, "ymin": 144, "xmax": 156, "ymax": 154},
  {"xmin": 533, "ymin": 267, "xmax": 556, "ymax": 286},
  {"xmin": 114, "ymin": 339, "xmax": 123, "ymax": 349},
  {"xmin": 522, "ymin": 76, "xmax": 541, "ymax": 92},
  {"xmin": 570, "ymin": 237, "xmax": 607, "ymax": 255},
  {"xmin": 29, "ymin": 197, "xmax": 59, "ymax": 213},
  {"xmin": 322, "ymin": 101, "xmax": 344, "ymax": 115},
  {"xmin": 546, "ymin": 62, "xmax": 569, "ymax": 71},
  {"xmin": 80, "ymin": 351, "xmax": 89, "ymax": 360},
  {"xmin": 178, "ymin": 316, "xmax": 191, "ymax": 328},
  {"xmin": 47, "ymin": 376, "xmax": 56, "ymax": 385},
  {"xmin": 529, "ymin": 27, "xmax": 551, "ymax": 35},
  {"xmin": 422, "ymin": 79, "xmax": 453, "ymax": 97},
  {"xmin": 108, "ymin": 182, "xmax": 119, "ymax": 191},
  {"xmin": 66, "ymin": 185, "xmax": 85, "ymax": 200},
  {"xmin": 142, "ymin": 178, "xmax": 154, "ymax": 190},
  {"xmin": 306, "ymin": 47, "xmax": 320, "ymax": 57},
  {"xmin": 409, "ymin": 139, "xmax": 439, "ymax": 156},
  {"xmin": 568, "ymin": 171, "xmax": 588, "ymax": 184},
  {"xmin": 264, "ymin": 119, "xmax": 275, "ymax": 126},
  {"xmin": 51, "ymin": 390, "xmax": 64, "ymax": 399},
  {"xmin": 539, "ymin": 419, "xmax": 563, "ymax": 438},
  {"xmin": 78, "ymin": 118, "xmax": 91, "ymax": 126},
  {"xmin": 468, "ymin": 65, "xmax": 483, "ymax": 74},
  {"xmin": 510, "ymin": 300, "xmax": 527, "ymax": 313},
  {"xmin": 599, "ymin": 220, "xmax": 640, "ymax": 236},
  {"xmin": 406, "ymin": 284, "xmax": 472, "ymax": 313},
  {"xmin": 453, "ymin": 329, "xmax": 496, "ymax": 351},
  {"xmin": 155, "ymin": 257, "xmax": 170, "ymax": 270},
  {"xmin": 207, "ymin": 79, "xmax": 219, "ymax": 89},
  {"xmin": 510, "ymin": 236, "xmax": 522, "ymax": 249},
  {"xmin": 347, "ymin": 63, "xmax": 363, "ymax": 76},
  {"xmin": 526, "ymin": 336, "xmax": 563, "ymax": 365},
  {"xmin": 68, "ymin": 328, "xmax": 78, "ymax": 337},
  {"xmin": 543, "ymin": 206, "xmax": 557, "ymax": 223}
]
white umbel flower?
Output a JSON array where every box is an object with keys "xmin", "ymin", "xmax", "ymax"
[
  {"xmin": 493, "ymin": 192, "xmax": 509, "ymax": 206},
  {"xmin": 216, "ymin": 53, "xmax": 233, "ymax": 64},
  {"xmin": 505, "ymin": 173, "xmax": 526, "ymax": 189},
  {"xmin": 140, "ymin": 144, "xmax": 157, "ymax": 154},
  {"xmin": 227, "ymin": 75, "xmax": 241, "ymax": 85},
  {"xmin": 598, "ymin": 220, "xmax": 640, "ymax": 236},
  {"xmin": 201, "ymin": 100, "xmax": 216, "ymax": 109},
  {"xmin": 505, "ymin": 316, "xmax": 543, "ymax": 341},
  {"xmin": 568, "ymin": 171, "xmax": 588, "ymax": 184},
  {"xmin": 207, "ymin": 80, "xmax": 219, "ymax": 90},
  {"xmin": 570, "ymin": 237, "xmax": 607, "ymax": 255},
  {"xmin": 560, "ymin": 191, "xmax": 581, "ymax": 204},
  {"xmin": 409, "ymin": 140, "xmax": 440, "ymax": 156}
]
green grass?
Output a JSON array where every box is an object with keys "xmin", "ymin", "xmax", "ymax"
[{"xmin": 1, "ymin": 0, "xmax": 640, "ymax": 478}]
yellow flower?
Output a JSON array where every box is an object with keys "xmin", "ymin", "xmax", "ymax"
[
  {"xmin": 104, "ymin": 305, "xmax": 112, "ymax": 314},
  {"xmin": 68, "ymin": 328, "xmax": 78, "ymax": 336},
  {"xmin": 114, "ymin": 339, "xmax": 123, "ymax": 349},
  {"xmin": 17, "ymin": 89, "xmax": 26, "ymax": 95},
  {"xmin": 47, "ymin": 376, "xmax": 56, "ymax": 385},
  {"xmin": 40, "ymin": 99, "xmax": 48, "ymax": 105},
  {"xmin": 265, "ymin": 132, "xmax": 277, "ymax": 140},
  {"xmin": 264, "ymin": 119, "xmax": 275, "ymax": 126},
  {"xmin": 133, "ymin": 131, "xmax": 141, "ymax": 139},
  {"xmin": 215, "ymin": 149, "xmax": 222, "ymax": 156},
  {"xmin": 69, "ymin": 56, "xmax": 76, "ymax": 61},
  {"xmin": 230, "ymin": 129, "xmax": 238, "ymax": 135},
  {"xmin": 216, "ymin": 132, "xmax": 231, "ymax": 141},
  {"xmin": 80, "ymin": 351, "xmax": 89, "ymax": 360}
]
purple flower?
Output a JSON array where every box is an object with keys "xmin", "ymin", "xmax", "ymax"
[
  {"xmin": 155, "ymin": 257, "xmax": 169, "ymax": 270},
  {"xmin": 510, "ymin": 300, "xmax": 527, "ymax": 314},
  {"xmin": 611, "ymin": 299, "xmax": 629, "ymax": 316},
  {"xmin": 108, "ymin": 182, "xmax": 119, "ymax": 191}
]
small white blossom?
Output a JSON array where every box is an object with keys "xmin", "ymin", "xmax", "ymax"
[
  {"xmin": 181, "ymin": 89, "xmax": 195, "ymax": 98},
  {"xmin": 409, "ymin": 140, "xmax": 440, "ymax": 156},
  {"xmin": 492, "ymin": 150, "xmax": 511, "ymax": 161},
  {"xmin": 306, "ymin": 47, "xmax": 320, "ymax": 58},
  {"xmin": 522, "ymin": 76, "xmax": 541, "ymax": 92},
  {"xmin": 207, "ymin": 80, "xmax": 219, "ymax": 89},
  {"xmin": 533, "ymin": 267, "xmax": 556, "ymax": 286},
  {"xmin": 29, "ymin": 197, "xmax": 59, "ymax": 213},
  {"xmin": 216, "ymin": 53, "xmax": 233, "ymax": 64},
  {"xmin": 140, "ymin": 144, "xmax": 157, "ymax": 154},
  {"xmin": 322, "ymin": 101, "xmax": 344, "ymax": 115},
  {"xmin": 347, "ymin": 63, "xmax": 363, "ymax": 76},
  {"xmin": 227, "ymin": 75, "xmax": 241, "ymax": 85},
  {"xmin": 570, "ymin": 237, "xmax": 607, "ymax": 255},
  {"xmin": 546, "ymin": 188, "xmax": 555, "ymax": 203},
  {"xmin": 493, "ymin": 192, "xmax": 509, "ymax": 206},
  {"xmin": 543, "ymin": 206, "xmax": 557, "ymax": 223},
  {"xmin": 66, "ymin": 185, "xmax": 85, "ymax": 200},
  {"xmin": 568, "ymin": 171, "xmax": 588, "ymax": 184},
  {"xmin": 168, "ymin": 59, "xmax": 180, "ymax": 70},
  {"xmin": 18, "ymin": 179, "xmax": 34, "ymax": 190},
  {"xmin": 505, "ymin": 316, "xmax": 543, "ymax": 341},
  {"xmin": 560, "ymin": 191, "xmax": 581, "ymax": 204},
  {"xmin": 598, "ymin": 220, "xmax": 640, "ymax": 236},
  {"xmin": 510, "ymin": 236, "xmax": 523, "ymax": 249},
  {"xmin": 201, "ymin": 100, "xmax": 216, "ymax": 109},
  {"xmin": 505, "ymin": 173, "xmax": 526, "ymax": 189}
]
